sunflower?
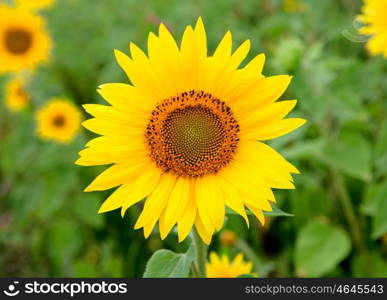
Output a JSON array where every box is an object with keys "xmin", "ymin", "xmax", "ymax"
[
  {"xmin": 0, "ymin": 4, "xmax": 51, "ymax": 74},
  {"xmin": 16, "ymin": 0, "xmax": 55, "ymax": 11},
  {"xmin": 206, "ymin": 252, "xmax": 253, "ymax": 278},
  {"xmin": 4, "ymin": 76, "xmax": 29, "ymax": 111},
  {"xmin": 77, "ymin": 18, "xmax": 305, "ymax": 244},
  {"xmin": 36, "ymin": 98, "xmax": 81, "ymax": 143},
  {"xmin": 358, "ymin": 0, "xmax": 387, "ymax": 57}
]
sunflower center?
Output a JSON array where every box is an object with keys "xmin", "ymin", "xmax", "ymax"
[
  {"xmin": 16, "ymin": 86, "xmax": 27, "ymax": 98},
  {"xmin": 52, "ymin": 115, "xmax": 65, "ymax": 128},
  {"xmin": 4, "ymin": 28, "xmax": 33, "ymax": 54},
  {"xmin": 146, "ymin": 90, "xmax": 239, "ymax": 177}
]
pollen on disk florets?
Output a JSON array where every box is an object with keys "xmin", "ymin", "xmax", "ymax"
[{"xmin": 146, "ymin": 90, "xmax": 240, "ymax": 177}]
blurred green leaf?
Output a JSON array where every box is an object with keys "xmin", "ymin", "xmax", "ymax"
[
  {"xmin": 323, "ymin": 132, "xmax": 372, "ymax": 181},
  {"xmin": 294, "ymin": 220, "xmax": 351, "ymax": 277},
  {"xmin": 375, "ymin": 120, "xmax": 387, "ymax": 176},
  {"xmin": 282, "ymin": 139, "xmax": 325, "ymax": 160},
  {"xmin": 372, "ymin": 189, "xmax": 387, "ymax": 239},
  {"xmin": 48, "ymin": 220, "xmax": 83, "ymax": 275},
  {"xmin": 143, "ymin": 243, "xmax": 196, "ymax": 278},
  {"xmin": 72, "ymin": 193, "xmax": 104, "ymax": 228},
  {"xmin": 74, "ymin": 260, "xmax": 99, "ymax": 277},
  {"xmin": 351, "ymin": 252, "xmax": 387, "ymax": 277},
  {"xmin": 360, "ymin": 181, "xmax": 387, "ymax": 216}
]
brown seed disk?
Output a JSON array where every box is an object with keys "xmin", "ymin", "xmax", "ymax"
[
  {"xmin": 4, "ymin": 28, "xmax": 33, "ymax": 55},
  {"xmin": 52, "ymin": 115, "xmax": 65, "ymax": 128},
  {"xmin": 145, "ymin": 90, "xmax": 239, "ymax": 177}
]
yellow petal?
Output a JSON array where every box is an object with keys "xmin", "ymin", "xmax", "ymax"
[
  {"xmin": 143, "ymin": 218, "xmax": 158, "ymax": 239},
  {"xmin": 97, "ymin": 83, "xmax": 155, "ymax": 114},
  {"xmin": 240, "ymin": 100, "xmax": 298, "ymax": 129},
  {"xmin": 98, "ymin": 183, "xmax": 134, "ymax": 213},
  {"xmin": 220, "ymin": 177, "xmax": 249, "ymax": 227},
  {"xmin": 120, "ymin": 166, "xmax": 162, "ymax": 216},
  {"xmin": 246, "ymin": 204, "xmax": 265, "ymax": 225},
  {"xmin": 84, "ymin": 162, "xmax": 145, "ymax": 192},
  {"xmin": 177, "ymin": 182, "xmax": 197, "ymax": 242},
  {"xmin": 244, "ymin": 118, "xmax": 306, "ymax": 141},
  {"xmin": 82, "ymin": 104, "xmax": 145, "ymax": 127},
  {"xmin": 241, "ymin": 53, "xmax": 265, "ymax": 75},
  {"xmin": 232, "ymin": 75, "xmax": 292, "ymax": 112},
  {"xmin": 134, "ymin": 173, "xmax": 176, "ymax": 231},
  {"xmin": 159, "ymin": 176, "xmax": 191, "ymax": 239},
  {"xmin": 196, "ymin": 175, "xmax": 225, "ymax": 231},
  {"xmin": 81, "ymin": 118, "xmax": 143, "ymax": 137},
  {"xmin": 194, "ymin": 214, "xmax": 213, "ymax": 245},
  {"xmin": 213, "ymin": 31, "xmax": 232, "ymax": 59}
]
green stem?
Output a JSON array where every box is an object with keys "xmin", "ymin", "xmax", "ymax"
[
  {"xmin": 331, "ymin": 168, "xmax": 367, "ymax": 254},
  {"xmin": 191, "ymin": 228, "xmax": 208, "ymax": 278},
  {"xmin": 321, "ymin": 107, "xmax": 367, "ymax": 255},
  {"xmin": 191, "ymin": 262, "xmax": 199, "ymax": 278}
]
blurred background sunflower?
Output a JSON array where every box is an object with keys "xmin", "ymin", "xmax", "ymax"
[
  {"xmin": 0, "ymin": 0, "xmax": 386, "ymax": 278},
  {"xmin": 5, "ymin": 76, "xmax": 29, "ymax": 111},
  {"xmin": 36, "ymin": 98, "xmax": 81, "ymax": 143},
  {"xmin": 0, "ymin": 4, "xmax": 51, "ymax": 73}
]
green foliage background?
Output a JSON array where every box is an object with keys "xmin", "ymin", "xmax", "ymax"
[{"xmin": 0, "ymin": 0, "xmax": 386, "ymax": 277}]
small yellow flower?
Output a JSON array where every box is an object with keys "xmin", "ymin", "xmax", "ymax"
[
  {"xmin": 36, "ymin": 98, "xmax": 81, "ymax": 143},
  {"xmin": 4, "ymin": 76, "xmax": 29, "ymax": 111},
  {"xmin": 0, "ymin": 4, "xmax": 52, "ymax": 74},
  {"xmin": 206, "ymin": 252, "xmax": 253, "ymax": 278},
  {"xmin": 77, "ymin": 18, "xmax": 305, "ymax": 244},
  {"xmin": 16, "ymin": 0, "xmax": 55, "ymax": 11},
  {"xmin": 358, "ymin": 0, "xmax": 387, "ymax": 57}
]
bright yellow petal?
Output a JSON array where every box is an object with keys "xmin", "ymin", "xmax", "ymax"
[
  {"xmin": 134, "ymin": 173, "xmax": 176, "ymax": 232},
  {"xmin": 242, "ymin": 118, "xmax": 306, "ymax": 141},
  {"xmin": 120, "ymin": 166, "xmax": 162, "ymax": 216},
  {"xmin": 196, "ymin": 176, "xmax": 225, "ymax": 231},
  {"xmin": 159, "ymin": 176, "xmax": 191, "ymax": 238},
  {"xmin": 98, "ymin": 183, "xmax": 134, "ymax": 213}
]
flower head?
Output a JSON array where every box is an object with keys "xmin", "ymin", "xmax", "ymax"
[
  {"xmin": 0, "ymin": 4, "xmax": 51, "ymax": 73},
  {"xmin": 206, "ymin": 252, "xmax": 253, "ymax": 278},
  {"xmin": 358, "ymin": 0, "xmax": 387, "ymax": 57},
  {"xmin": 77, "ymin": 18, "xmax": 305, "ymax": 244},
  {"xmin": 4, "ymin": 76, "xmax": 29, "ymax": 111},
  {"xmin": 36, "ymin": 98, "xmax": 81, "ymax": 143}
]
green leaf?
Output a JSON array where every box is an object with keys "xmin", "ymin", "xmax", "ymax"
[
  {"xmin": 352, "ymin": 251, "xmax": 387, "ymax": 277},
  {"xmin": 226, "ymin": 205, "xmax": 293, "ymax": 217},
  {"xmin": 282, "ymin": 139, "xmax": 325, "ymax": 160},
  {"xmin": 372, "ymin": 188, "xmax": 387, "ymax": 239},
  {"xmin": 294, "ymin": 220, "xmax": 351, "ymax": 277},
  {"xmin": 360, "ymin": 181, "xmax": 387, "ymax": 216},
  {"xmin": 143, "ymin": 242, "xmax": 196, "ymax": 278},
  {"xmin": 375, "ymin": 120, "xmax": 387, "ymax": 176},
  {"xmin": 322, "ymin": 132, "xmax": 372, "ymax": 181},
  {"xmin": 263, "ymin": 206, "xmax": 294, "ymax": 217}
]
